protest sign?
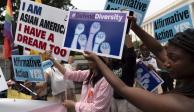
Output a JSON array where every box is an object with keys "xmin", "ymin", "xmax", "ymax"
[
  {"xmin": 42, "ymin": 60, "xmax": 53, "ymax": 70},
  {"xmin": 154, "ymin": 5, "xmax": 194, "ymax": 43},
  {"xmin": 0, "ymin": 67, "xmax": 8, "ymax": 92},
  {"xmin": 12, "ymin": 55, "xmax": 44, "ymax": 82},
  {"xmin": 63, "ymin": 10, "xmax": 128, "ymax": 59},
  {"xmin": 14, "ymin": 0, "xmax": 70, "ymax": 61},
  {"xmin": 136, "ymin": 61, "xmax": 164, "ymax": 92},
  {"xmin": 104, "ymin": 0, "xmax": 150, "ymax": 25}
]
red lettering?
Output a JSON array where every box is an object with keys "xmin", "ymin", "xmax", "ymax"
[
  {"xmin": 49, "ymin": 44, "xmax": 67, "ymax": 57},
  {"xmin": 17, "ymin": 34, "xmax": 23, "ymax": 41},
  {"xmin": 16, "ymin": 33, "xmax": 47, "ymax": 50},
  {"xmin": 47, "ymin": 33, "xmax": 54, "ymax": 42},
  {"xmin": 23, "ymin": 25, "xmax": 46, "ymax": 39},
  {"xmin": 19, "ymin": 23, "xmax": 22, "ymax": 31},
  {"xmin": 49, "ymin": 44, "xmax": 55, "ymax": 50},
  {"xmin": 24, "ymin": 25, "xmax": 30, "ymax": 34},
  {"xmin": 60, "ymin": 49, "xmax": 67, "ymax": 56}
]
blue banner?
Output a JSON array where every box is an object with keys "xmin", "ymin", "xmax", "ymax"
[
  {"xmin": 136, "ymin": 61, "xmax": 164, "ymax": 92},
  {"xmin": 154, "ymin": 5, "xmax": 194, "ymax": 43},
  {"xmin": 63, "ymin": 10, "xmax": 128, "ymax": 59},
  {"xmin": 104, "ymin": 0, "xmax": 150, "ymax": 25},
  {"xmin": 42, "ymin": 60, "xmax": 53, "ymax": 70},
  {"xmin": 12, "ymin": 55, "xmax": 45, "ymax": 82}
]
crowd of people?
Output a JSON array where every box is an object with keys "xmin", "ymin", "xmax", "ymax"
[{"xmin": 1, "ymin": 14, "xmax": 194, "ymax": 112}]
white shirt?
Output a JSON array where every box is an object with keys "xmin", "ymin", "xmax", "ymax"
[{"xmin": 45, "ymin": 67, "xmax": 75, "ymax": 96}]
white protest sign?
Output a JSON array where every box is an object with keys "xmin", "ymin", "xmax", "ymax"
[
  {"xmin": 0, "ymin": 67, "xmax": 8, "ymax": 92},
  {"xmin": 14, "ymin": 0, "xmax": 70, "ymax": 61}
]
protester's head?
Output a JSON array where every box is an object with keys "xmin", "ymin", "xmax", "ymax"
[
  {"xmin": 166, "ymin": 28, "xmax": 194, "ymax": 79},
  {"xmin": 85, "ymin": 56, "xmax": 108, "ymax": 86},
  {"xmin": 140, "ymin": 44, "xmax": 150, "ymax": 58}
]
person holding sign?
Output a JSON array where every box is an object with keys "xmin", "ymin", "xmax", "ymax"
[
  {"xmin": 45, "ymin": 51, "xmax": 113, "ymax": 112},
  {"xmin": 109, "ymin": 34, "xmax": 139, "ymax": 112},
  {"xmin": 83, "ymin": 16, "xmax": 194, "ymax": 111}
]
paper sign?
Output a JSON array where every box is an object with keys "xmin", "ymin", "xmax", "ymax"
[
  {"xmin": 154, "ymin": 5, "xmax": 194, "ymax": 43},
  {"xmin": 0, "ymin": 67, "xmax": 8, "ymax": 92},
  {"xmin": 12, "ymin": 55, "xmax": 45, "ymax": 82},
  {"xmin": 42, "ymin": 60, "xmax": 53, "ymax": 70},
  {"xmin": 104, "ymin": 0, "xmax": 150, "ymax": 25},
  {"xmin": 136, "ymin": 61, "xmax": 164, "ymax": 92},
  {"xmin": 14, "ymin": 0, "xmax": 70, "ymax": 61},
  {"xmin": 63, "ymin": 10, "xmax": 128, "ymax": 59}
]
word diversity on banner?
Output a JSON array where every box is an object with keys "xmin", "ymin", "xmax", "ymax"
[
  {"xmin": 136, "ymin": 61, "xmax": 164, "ymax": 92},
  {"xmin": 12, "ymin": 55, "xmax": 44, "ymax": 82},
  {"xmin": 63, "ymin": 10, "xmax": 129, "ymax": 59},
  {"xmin": 104, "ymin": 0, "xmax": 150, "ymax": 25},
  {"xmin": 14, "ymin": 0, "xmax": 70, "ymax": 61},
  {"xmin": 154, "ymin": 5, "xmax": 194, "ymax": 43},
  {"xmin": 0, "ymin": 67, "xmax": 8, "ymax": 92}
]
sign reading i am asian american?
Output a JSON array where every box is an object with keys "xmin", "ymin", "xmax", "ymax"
[
  {"xmin": 136, "ymin": 61, "xmax": 164, "ymax": 92},
  {"xmin": 14, "ymin": 0, "xmax": 70, "ymax": 61},
  {"xmin": 12, "ymin": 55, "xmax": 45, "ymax": 82},
  {"xmin": 154, "ymin": 5, "xmax": 194, "ymax": 43},
  {"xmin": 104, "ymin": 0, "xmax": 150, "ymax": 25},
  {"xmin": 63, "ymin": 10, "xmax": 128, "ymax": 59}
]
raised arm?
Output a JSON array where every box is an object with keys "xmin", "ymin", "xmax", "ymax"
[
  {"xmin": 129, "ymin": 16, "xmax": 168, "ymax": 63},
  {"xmin": 45, "ymin": 51, "xmax": 66, "ymax": 75},
  {"xmin": 83, "ymin": 51, "xmax": 192, "ymax": 112}
]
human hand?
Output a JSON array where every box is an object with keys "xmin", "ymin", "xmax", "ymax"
[
  {"xmin": 83, "ymin": 51, "xmax": 98, "ymax": 62},
  {"xmin": 45, "ymin": 50, "xmax": 55, "ymax": 62},
  {"xmin": 127, "ymin": 16, "xmax": 137, "ymax": 30},
  {"xmin": 63, "ymin": 100, "xmax": 75, "ymax": 109},
  {"xmin": 125, "ymin": 34, "xmax": 133, "ymax": 48}
]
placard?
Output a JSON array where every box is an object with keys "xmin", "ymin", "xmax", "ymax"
[
  {"xmin": 104, "ymin": 0, "xmax": 150, "ymax": 25},
  {"xmin": 12, "ymin": 55, "xmax": 44, "ymax": 82},
  {"xmin": 136, "ymin": 61, "xmax": 164, "ymax": 92},
  {"xmin": 0, "ymin": 67, "xmax": 8, "ymax": 92},
  {"xmin": 154, "ymin": 5, "xmax": 194, "ymax": 43},
  {"xmin": 14, "ymin": 0, "xmax": 70, "ymax": 61},
  {"xmin": 63, "ymin": 10, "xmax": 128, "ymax": 59}
]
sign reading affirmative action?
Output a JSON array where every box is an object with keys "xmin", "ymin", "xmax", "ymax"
[
  {"xmin": 63, "ymin": 10, "xmax": 128, "ymax": 59},
  {"xmin": 14, "ymin": 0, "xmax": 70, "ymax": 61},
  {"xmin": 104, "ymin": 0, "xmax": 150, "ymax": 25},
  {"xmin": 154, "ymin": 5, "xmax": 194, "ymax": 43},
  {"xmin": 12, "ymin": 55, "xmax": 44, "ymax": 82}
]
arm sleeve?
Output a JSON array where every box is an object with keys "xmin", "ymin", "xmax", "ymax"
[
  {"xmin": 75, "ymin": 79, "xmax": 113, "ymax": 112},
  {"xmin": 64, "ymin": 69, "xmax": 90, "ymax": 82}
]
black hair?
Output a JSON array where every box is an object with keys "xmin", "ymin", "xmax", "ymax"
[
  {"xmin": 84, "ymin": 57, "xmax": 107, "ymax": 87},
  {"xmin": 168, "ymin": 28, "xmax": 194, "ymax": 56}
]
